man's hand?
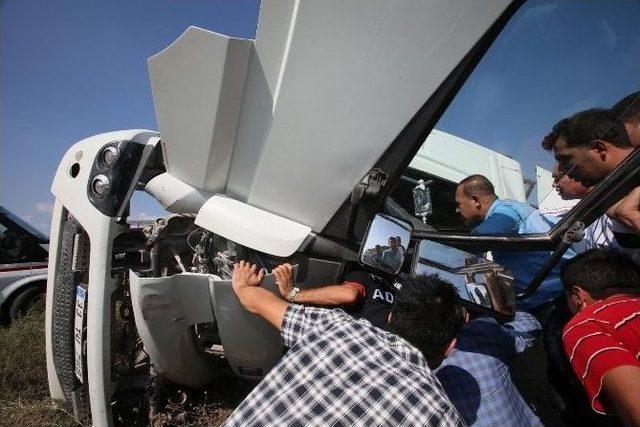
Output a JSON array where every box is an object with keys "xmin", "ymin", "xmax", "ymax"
[
  {"xmin": 607, "ymin": 186, "xmax": 640, "ymax": 234},
  {"xmin": 273, "ymin": 263, "xmax": 295, "ymax": 298},
  {"xmin": 232, "ymin": 261, "xmax": 265, "ymax": 293},
  {"xmin": 231, "ymin": 261, "xmax": 287, "ymax": 330}
]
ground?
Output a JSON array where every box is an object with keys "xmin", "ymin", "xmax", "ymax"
[
  {"xmin": 0, "ymin": 311, "xmax": 76, "ymax": 426},
  {"xmin": 0, "ymin": 312, "xmax": 248, "ymax": 426}
]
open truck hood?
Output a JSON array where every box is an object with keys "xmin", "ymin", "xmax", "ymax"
[{"xmin": 148, "ymin": 0, "xmax": 515, "ymax": 244}]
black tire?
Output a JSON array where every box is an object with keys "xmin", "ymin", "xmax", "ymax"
[
  {"xmin": 8, "ymin": 285, "xmax": 45, "ymax": 322},
  {"xmin": 51, "ymin": 216, "xmax": 91, "ymax": 423}
]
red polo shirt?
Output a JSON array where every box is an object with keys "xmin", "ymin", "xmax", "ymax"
[{"xmin": 562, "ymin": 294, "xmax": 640, "ymax": 414}]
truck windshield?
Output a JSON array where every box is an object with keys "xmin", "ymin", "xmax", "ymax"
[
  {"xmin": 0, "ymin": 205, "xmax": 49, "ymax": 242},
  {"xmin": 389, "ymin": 0, "xmax": 640, "ymax": 234}
]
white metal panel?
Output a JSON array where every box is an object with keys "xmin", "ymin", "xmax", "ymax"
[
  {"xmin": 129, "ymin": 272, "xmax": 217, "ymax": 387},
  {"xmin": 145, "ymin": 173, "xmax": 212, "ymax": 214},
  {"xmin": 225, "ymin": 0, "xmax": 298, "ymax": 201},
  {"xmin": 148, "ymin": 27, "xmax": 252, "ymax": 193},
  {"xmin": 195, "ymin": 195, "xmax": 311, "ymax": 257},
  {"xmin": 148, "ymin": 1, "xmax": 514, "ymax": 231},
  {"xmin": 240, "ymin": 1, "xmax": 514, "ymax": 230},
  {"xmin": 251, "ymin": 0, "xmax": 298, "ymax": 100},
  {"xmin": 50, "ymin": 130, "xmax": 160, "ymax": 426},
  {"xmin": 209, "ymin": 273, "xmax": 284, "ymax": 379},
  {"xmin": 51, "ymin": 130, "xmax": 159, "ymax": 225}
]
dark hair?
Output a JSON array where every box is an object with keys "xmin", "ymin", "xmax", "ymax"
[
  {"xmin": 541, "ymin": 131, "xmax": 557, "ymax": 151},
  {"xmin": 611, "ymin": 91, "xmax": 640, "ymax": 123},
  {"xmin": 560, "ymin": 249, "xmax": 640, "ymax": 299},
  {"xmin": 389, "ymin": 274, "xmax": 464, "ymax": 366},
  {"xmin": 545, "ymin": 108, "xmax": 631, "ymax": 150},
  {"xmin": 458, "ymin": 174, "xmax": 496, "ymax": 198}
]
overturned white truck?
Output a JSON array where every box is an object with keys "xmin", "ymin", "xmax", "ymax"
[{"xmin": 45, "ymin": 1, "xmax": 640, "ymax": 425}]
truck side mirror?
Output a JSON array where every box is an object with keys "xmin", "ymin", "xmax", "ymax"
[
  {"xmin": 360, "ymin": 214, "xmax": 412, "ymax": 275},
  {"xmin": 412, "ymin": 239, "xmax": 516, "ymax": 320}
]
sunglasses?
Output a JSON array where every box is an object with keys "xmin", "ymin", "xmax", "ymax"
[
  {"xmin": 555, "ymin": 138, "xmax": 603, "ymax": 179},
  {"xmin": 556, "ymin": 160, "xmax": 582, "ymax": 180}
]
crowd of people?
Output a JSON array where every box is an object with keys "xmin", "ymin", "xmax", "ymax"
[{"xmin": 221, "ymin": 92, "xmax": 640, "ymax": 426}]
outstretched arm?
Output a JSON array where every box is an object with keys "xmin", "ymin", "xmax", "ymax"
[
  {"xmin": 607, "ymin": 186, "xmax": 640, "ymax": 234},
  {"xmin": 294, "ymin": 284, "xmax": 363, "ymax": 306},
  {"xmin": 232, "ymin": 261, "xmax": 288, "ymax": 330},
  {"xmin": 602, "ymin": 365, "xmax": 640, "ymax": 426},
  {"xmin": 274, "ymin": 263, "xmax": 364, "ymax": 306}
]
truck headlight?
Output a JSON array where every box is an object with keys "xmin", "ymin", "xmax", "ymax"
[
  {"xmin": 87, "ymin": 140, "xmax": 153, "ymax": 216},
  {"xmin": 91, "ymin": 174, "xmax": 111, "ymax": 197},
  {"xmin": 99, "ymin": 146, "xmax": 119, "ymax": 169}
]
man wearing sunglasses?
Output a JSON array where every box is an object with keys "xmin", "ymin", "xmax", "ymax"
[
  {"xmin": 544, "ymin": 108, "xmax": 640, "ymax": 261},
  {"xmin": 539, "ymin": 154, "xmax": 617, "ymax": 253},
  {"xmin": 545, "ymin": 108, "xmax": 632, "ymax": 188}
]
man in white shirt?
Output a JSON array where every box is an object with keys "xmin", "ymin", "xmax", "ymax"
[{"xmin": 547, "ymin": 164, "xmax": 616, "ymax": 251}]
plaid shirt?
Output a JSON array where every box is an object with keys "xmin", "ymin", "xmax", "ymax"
[
  {"xmin": 435, "ymin": 312, "xmax": 542, "ymax": 427},
  {"xmin": 223, "ymin": 304, "xmax": 464, "ymax": 426}
]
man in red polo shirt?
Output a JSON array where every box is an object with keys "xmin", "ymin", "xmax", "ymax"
[{"xmin": 560, "ymin": 249, "xmax": 640, "ymax": 426}]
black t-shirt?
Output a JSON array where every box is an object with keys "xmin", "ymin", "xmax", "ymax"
[{"xmin": 343, "ymin": 270, "xmax": 396, "ymax": 329}]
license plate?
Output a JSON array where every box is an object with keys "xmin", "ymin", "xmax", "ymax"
[{"xmin": 74, "ymin": 286, "xmax": 87, "ymax": 383}]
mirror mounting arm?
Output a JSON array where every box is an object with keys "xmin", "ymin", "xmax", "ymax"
[
  {"xmin": 562, "ymin": 221, "xmax": 585, "ymax": 245},
  {"xmin": 516, "ymin": 221, "xmax": 584, "ymax": 299},
  {"xmin": 345, "ymin": 169, "xmax": 389, "ymax": 239}
]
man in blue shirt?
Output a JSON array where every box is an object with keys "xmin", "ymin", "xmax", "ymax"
[
  {"xmin": 454, "ymin": 174, "xmax": 575, "ymax": 313},
  {"xmin": 455, "ymin": 174, "xmax": 576, "ymax": 425},
  {"xmin": 435, "ymin": 311, "xmax": 543, "ymax": 426}
]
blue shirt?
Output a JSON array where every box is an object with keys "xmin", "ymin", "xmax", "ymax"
[
  {"xmin": 435, "ymin": 312, "xmax": 543, "ymax": 427},
  {"xmin": 473, "ymin": 199, "xmax": 575, "ymax": 310}
]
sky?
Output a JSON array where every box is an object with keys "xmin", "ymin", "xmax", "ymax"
[
  {"xmin": 1, "ymin": 0, "xmax": 261, "ymax": 232},
  {"xmin": 437, "ymin": 0, "xmax": 640, "ymax": 174},
  {"xmin": 1, "ymin": 0, "xmax": 639, "ymax": 234}
]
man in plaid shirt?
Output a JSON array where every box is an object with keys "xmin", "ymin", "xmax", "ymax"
[{"xmin": 224, "ymin": 261, "xmax": 465, "ymax": 426}]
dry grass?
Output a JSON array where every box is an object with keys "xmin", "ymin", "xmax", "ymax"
[
  {"xmin": 0, "ymin": 311, "xmax": 77, "ymax": 426},
  {"xmin": 0, "ymin": 311, "xmax": 249, "ymax": 426},
  {"xmin": 0, "ymin": 399, "xmax": 77, "ymax": 427},
  {"xmin": 149, "ymin": 374, "xmax": 255, "ymax": 426},
  {"xmin": 150, "ymin": 401, "xmax": 234, "ymax": 426}
]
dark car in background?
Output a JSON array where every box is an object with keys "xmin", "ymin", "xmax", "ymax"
[{"xmin": 0, "ymin": 205, "xmax": 49, "ymax": 323}]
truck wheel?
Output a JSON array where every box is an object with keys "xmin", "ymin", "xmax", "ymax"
[{"xmin": 8, "ymin": 285, "xmax": 45, "ymax": 322}]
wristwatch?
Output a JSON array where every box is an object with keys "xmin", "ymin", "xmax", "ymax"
[{"xmin": 286, "ymin": 286, "xmax": 301, "ymax": 303}]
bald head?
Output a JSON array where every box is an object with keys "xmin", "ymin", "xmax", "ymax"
[
  {"xmin": 458, "ymin": 174, "xmax": 497, "ymax": 198},
  {"xmin": 455, "ymin": 175, "xmax": 498, "ymax": 226}
]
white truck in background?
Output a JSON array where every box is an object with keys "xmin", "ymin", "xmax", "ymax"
[{"xmin": 412, "ymin": 129, "xmax": 527, "ymax": 202}]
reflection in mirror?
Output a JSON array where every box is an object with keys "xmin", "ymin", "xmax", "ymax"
[
  {"xmin": 413, "ymin": 240, "xmax": 515, "ymax": 319},
  {"xmin": 360, "ymin": 214, "xmax": 412, "ymax": 274}
]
